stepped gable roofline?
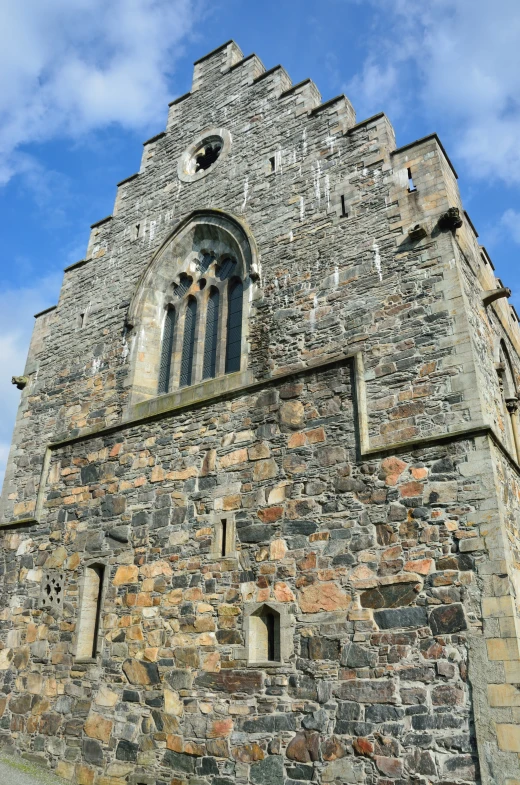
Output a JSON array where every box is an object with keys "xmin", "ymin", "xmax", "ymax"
[
  {"xmin": 116, "ymin": 173, "xmax": 139, "ymax": 188},
  {"xmin": 392, "ymin": 132, "xmax": 458, "ymax": 179},
  {"xmin": 228, "ymin": 53, "xmax": 259, "ymax": 72},
  {"xmin": 193, "ymin": 39, "xmax": 236, "ymax": 65},
  {"xmin": 346, "ymin": 112, "xmax": 386, "ymax": 134},
  {"xmin": 64, "ymin": 259, "xmax": 89, "ymax": 273},
  {"xmin": 309, "ymin": 94, "xmax": 347, "ymax": 116},
  {"xmin": 253, "ymin": 65, "xmax": 285, "ymax": 84},
  {"xmin": 34, "ymin": 305, "xmax": 57, "ymax": 319},
  {"xmin": 143, "ymin": 131, "xmax": 166, "ymax": 146},
  {"xmin": 126, "ymin": 208, "xmax": 259, "ymax": 331},
  {"xmin": 168, "ymin": 92, "xmax": 191, "ymax": 107},
  {"xmin": 90, "ymin": 215, "xmax": 113, "ymax": 229},
  {"xmin": 280, "ymin": 78, "xmax": 312, "ymax": 98}
]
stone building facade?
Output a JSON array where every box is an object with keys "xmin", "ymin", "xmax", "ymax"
[{"xmin": 1, "ymin": 39, "xmax": 520, "ymax": 785}]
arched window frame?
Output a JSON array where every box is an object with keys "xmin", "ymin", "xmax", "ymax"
[{"xmin": 126, "ymin": 210, "xmax": 259, "ymax": 409}]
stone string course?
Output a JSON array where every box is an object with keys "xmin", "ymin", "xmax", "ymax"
[{"xmin": 0, "ymin": 39, "xmax": 520, "ymax": 785}]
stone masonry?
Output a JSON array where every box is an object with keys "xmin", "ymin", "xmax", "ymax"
[{"xmin": 1, "ymin": 40, "xmax": 520, "ymax": 785}]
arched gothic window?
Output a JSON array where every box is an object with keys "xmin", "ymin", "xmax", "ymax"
[{"xmin": 126, "ymin": 211, "xmax": 258, "ymax": 408}]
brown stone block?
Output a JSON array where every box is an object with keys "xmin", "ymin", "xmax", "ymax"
[
  {"xmin": 287, "ymin": 432, "xmax": 306, "ymax": 448},
  {"xmin": 299, "ymin": 582, "xmax": 350, "ymax": 613},
  {"xmin": 220, "ymin": 448, "xmax": 248, "ymax": 468},
  {"xmin": 233, "ymin": 743, "xmax": 264, "ymax": 762},
  {"xmin": 75, "ymin": 764, "xmax": 95, "ymax": 785},
  {"xmin": 208, "ymin": 716, "xmax": 233, "ymax": 738},
  {"xmin": 113, "ymin": 565, "xmax": 138, "ymax": 585},
  {"xmin": 122, "ymin": 658, "xmax": 160, "ymax": 685},
  {"xmin": 258, "ymin": 506, "xmax": 284, "ymax": 523},
  {"xmin": 286, "ymin": 730, "xmax": 320, "ymax": 762},
  {"xmin": 253, "ymin": 458, "xmax": 278, "ymax": 481},
  {"xmin": 280, "ymin": 400, "xmax": 305, "ymax": 429},
  {"xmin": 167, "ymin": 734, "xmax": 183, "ymax": 752},
  {"xmin": 206, "ymin": 738, "xmax": 230, "ymax": 758},
  {"xmin": 84, "ymin": 712, "xmax": 113, "ymax": 742},
  {"xmin": 248, "ymin": 442, "xmax": 271, "ymax": 460}
]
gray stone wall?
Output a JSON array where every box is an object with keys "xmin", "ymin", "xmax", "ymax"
[{"xmin": 1, "ymin": 38, "xmax": 520, "ymax": 785}]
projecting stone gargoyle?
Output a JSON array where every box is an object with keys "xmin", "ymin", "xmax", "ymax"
[
  {"xmin": 482, "ymin": 286, "xmax": 512, "ymax": 307},
  {"xmin": 11, "ymin": 375, "xmax": 28, "ymax": 390},
  {"xmin": 438, "ymin": 206, "xmax": 463, "ymax": 231}
]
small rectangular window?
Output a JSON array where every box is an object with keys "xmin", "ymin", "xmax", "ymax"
[
  {"xmin": 78, "ymin": 312, "xmax": 86, "ymax": 329},
  {"xmin": 212, "ymin": 517, "xmax": 236, "ymax": 559},
  {"xmin": 76, "ymin": 564, "xmax": 105, "ymax": 660},
  {"xmin": 269, "ymin": 156, "xmax": 276, "ymax": 173},
  {"xmin": 407, "ymin": 167, "xmax": 417, "ymax": 192},
  {"xmin": 340, "ymin": 195, "xmax": 348, "ymax": 218}
]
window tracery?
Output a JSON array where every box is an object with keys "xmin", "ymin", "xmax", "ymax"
[
  {"xmin": 157, "ymin": 252, "xmax": 245, "ymax": 395},
  {"xmin": 125, "ymin": 210, "xmax": 258, "ymax": 409}
]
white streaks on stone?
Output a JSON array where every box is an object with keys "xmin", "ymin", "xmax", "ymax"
[
  {"xmin": 372, "ymin": 240, "xmax": 383, "ymax": 281},
  {"xmin": 313, "ymin": 161, "xmax": 321, "ymax": 204},
  {"xmin": 325, "ymin": 135, "xmax": 336, "ymax": 154},
  {"xmin": 242, "ymin": 177, "xmax": 249, "ymax": 212},
  {"xmin": 300, "ymin": 196, "xmax": 305, "ymax": 222},
  {"xmin": 324, "ymin": 174, "xmax": 330, "ymax": 210}
]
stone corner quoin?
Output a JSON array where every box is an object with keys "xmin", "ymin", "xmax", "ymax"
[{"xmin": 1, "ymin": 37, "xmax": 520, "ymax": 785}]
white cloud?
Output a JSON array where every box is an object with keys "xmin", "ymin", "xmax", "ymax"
[
  {"xmin": 0, "ymin": 273, "xmax": 62, "ymax": 491},
  {"xmin": 0, "ymin": 0, "xmax": 200, "ymax": 184},
  {"xmin": 346, "ymin": 0, "xmax": 520, "ymax": 184}
]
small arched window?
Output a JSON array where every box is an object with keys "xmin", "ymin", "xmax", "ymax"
[
  {"xmin": 226, "ymin": 279, "xmax": 243, "ymax": 374},
  {"xmin": 203, "ymin": 288, "xmax": 220, "ymax": 380},
  {"xmin": 158, "ymin": 308, "xmax": 175, "ymax": 394},
  {"xmin": 180, "ymin": 298, "xmax": 197, "ymax": 387}
]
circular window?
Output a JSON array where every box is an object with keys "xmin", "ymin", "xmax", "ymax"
[{"xmin": 178, "ymin": 128, "xmax": 232, "ymax": 183}]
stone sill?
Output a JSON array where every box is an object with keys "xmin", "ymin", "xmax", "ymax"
[
  {"xmin": 247, "ymin": 660, "xmax": 285, "ymax": 668},
  {"xmin": 129, "ymin": 369, "xmax": 254, "ymax": 421},
  {"xmin": 207, "ymin": 554, "xmax": 239, "ymax": 564}
]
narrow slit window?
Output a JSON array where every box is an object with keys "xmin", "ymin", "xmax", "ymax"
[
  {"xmin": 203, "ymin": 288, "xmax": 219, "ymax": 380},
  {"xmin": 221, "ymin": 519, "xmax": 227, "ymax": 557},
  {"xmin": 158, "ymin": 308, "xmax": 175, "ymax": 394},
  {"xmin": 225, "ymin": 280, "xmax": 243, "ymax": 374},
  {"xmin": 135, "ymin": 223, "xmax": 140, "ymax": 239},
  {"xmin": 340, "ymin": 195, "xmax": 348, "ymax": 217},
  {"xmin": 78, "ymin": 312, "xmax": 86, "ymax": 329},
  {"xmin": 407, "ymin": 167, "xmax": 417, "ymax": 192},
  {"xmin": 180, "ymin": 298, "xmax": 197, "ymax": 387},
  {"xmin": 269, "ymin": 156, "xmax": 276, "ymax": 173},
  {"xmin": 212, "ymin": 517, "xmax": 235, "ymax": 558},
  {"xmin": 76, "ymin": 564, "xmax": 104, "ymax": 660}
]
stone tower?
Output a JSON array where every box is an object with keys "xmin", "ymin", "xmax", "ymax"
[{"xmin": 1, "ymin": 40, "xmax": 520, "ymax": 785}]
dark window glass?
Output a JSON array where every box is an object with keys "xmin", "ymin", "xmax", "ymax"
[
  {"xmin": 217, "ymin": 257, "xmax": 236, "ymax": 281},
  {"xmin": 203, "ymin": 288, "xmax": 220, "ymax": 379},
  {"xmin": 225, "ymin": 279, "xmax": 243, "ymax": 374},
  {"xmin": 197, "ymin": 253, "xmax": 213, "ymax": 274},
  {"xmin": 173, "ymin": 274, "xmax": 192, "ymax": 299},
  {"xmin": 180, "ymin": 298, "xmax": 197, "ymax": 387},
  {"xmin": 158, "ymin": 308, "xmax": 175, "ymax": 394}
]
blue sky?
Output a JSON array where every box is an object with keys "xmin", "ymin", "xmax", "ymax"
[{"xmin": 1, "ymin": 0, "xmax": 520, "ymax": 487}]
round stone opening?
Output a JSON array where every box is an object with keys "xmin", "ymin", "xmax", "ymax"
[
  {"xmin": 178, "ymin": 128, "xmax": 232, "ymax": 183},
  {"xmin": 192, "ymin": 137, "xmax": 223, "ymax": 173}
]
